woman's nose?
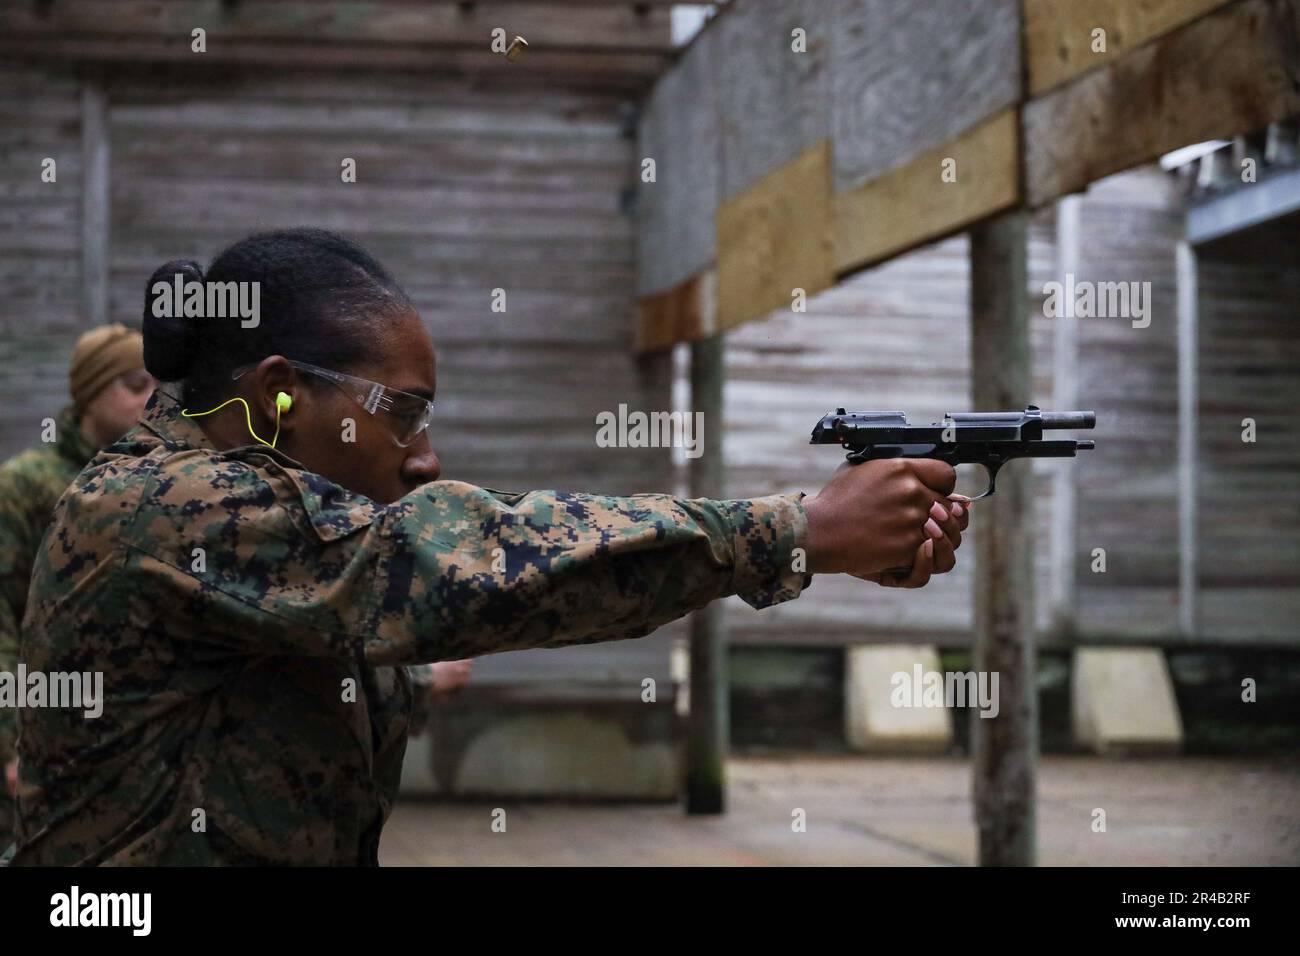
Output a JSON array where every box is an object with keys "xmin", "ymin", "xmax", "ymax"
[{"xmin": 402, "ymin": 447, "xmax": 441, "ymax": 486}]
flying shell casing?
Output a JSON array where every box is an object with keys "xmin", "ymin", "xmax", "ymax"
[{"xmin": 505, "ymin": 36, "xmax": 528, "ymax": 62}]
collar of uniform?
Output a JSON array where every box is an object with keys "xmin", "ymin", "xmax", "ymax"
[
  {"xmin": 55, "ymin": 404, "xmax": 99, "ymax": 468},
  {"xmin": 140, "ymin": 385, "xmax": 377, "ymax": 542},
  {"xmin": 140, "ymin": 386, "xmax": 217, "ymax": 451},
  {"xmin": 139, "ymin": 385, "xmax": 312, "ymax": 472}
]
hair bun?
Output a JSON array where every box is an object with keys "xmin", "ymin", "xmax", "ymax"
[{"xmin": 142, "ymin": 259, "xmax": 204, "ymax": 381}]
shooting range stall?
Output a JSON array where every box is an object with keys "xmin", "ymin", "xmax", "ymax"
[
  {"xmin": 632, "ymin": 0, "xmax": 1299, "ymax": 864},
  {"xmin": 2, "ymin": 1, "xmax": 1298, "ymax": 865}
]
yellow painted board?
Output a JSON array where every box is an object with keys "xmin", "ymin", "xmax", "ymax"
[
  {"xmin": 833, "ymin": 109, "xmax": 1020, "ymax": 276},
  {"xmin": 1025, "ymin": 0, "xmax": 1238, "ymax": 95},
  {"xmin": 1025, "ymin": 0, "xmax": 1300, "ymax": 207},
  {"xmin": 716, "ymin": 141, "xmax": 835, "ymax": 333}
]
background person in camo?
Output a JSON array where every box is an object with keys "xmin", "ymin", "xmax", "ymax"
[
  {"xmin": 12, "ymin": 228, "xmax": 966, "ymax": 865},
  {"xmin": 0, "ymin": 323, "xmax": 155, "ymax": 849}
]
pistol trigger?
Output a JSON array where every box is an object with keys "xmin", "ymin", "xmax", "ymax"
[{"xmin": 974, "ymin": 461, "xmax": 1000, "ymax": 500}]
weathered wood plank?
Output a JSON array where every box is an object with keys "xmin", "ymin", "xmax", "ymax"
[
  {"xmin": 635, "ymin": 26, "xmax": 720, "ymax": 295},
  {"xmin": 829, "ymin": 0, "xmax": 1021, "ymax": 194},
  {"xmin": 716, "ymin": 141, "xmax": 834, "ymax": 331},
  {"xmin": 1024, "ymin": 0, "xmax": 1236, "ymax": 95},
  {"xmin": 834, "ymin": 108, "xmax": 1020, "ymax": 275},
  {"xmin": 715, "ymin": 0, "xmax": 830, "ymax": 201},
  {"xmin": 81, "ymin": 80, "xmax": 109, "ymax": 328},
  {"xmin": 1024, "ymin": 0, "xmax": 1300, "ymax": 207}
]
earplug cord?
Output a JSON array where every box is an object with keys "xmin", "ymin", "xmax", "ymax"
[{"xmin": 181, "ymin": 396, "xmax": 283, "ymax": 449}]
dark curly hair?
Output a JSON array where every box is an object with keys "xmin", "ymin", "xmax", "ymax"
[{"xmin": 142, "ymin": 228, "xmax": 413, "ymax": 404}]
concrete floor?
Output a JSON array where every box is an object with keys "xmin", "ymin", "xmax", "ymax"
[{"xmin": 379, "ymin": 754, "xmax": 1300, "ymax": 866}]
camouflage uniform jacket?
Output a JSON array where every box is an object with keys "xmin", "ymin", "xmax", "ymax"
[
  {"xmin": 0, "ymin": 407, "xmax": 98, "ymax": 766},
  {"xmin": 12, "ymin": 388, "xmax": 808, "ymax": 865}
]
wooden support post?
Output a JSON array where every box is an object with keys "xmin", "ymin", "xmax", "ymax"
[
  {"xmin": 969, "ymin": 210, "xmax": 1037, "ymax": 866},
  {"xmin": 1176, "ymin": 242, "xmax": 1199, "ymax": 637},
  {"xmin": 81, "ymin": 80, "xmax": 109, "ymax": 327},
  {"xmin": 1049, "ymin": 196, "xmax": 1081, "ymax": 637},
  {"xmin": 686, "ymin": 333, "xmax": 727, "ymax": 814}
]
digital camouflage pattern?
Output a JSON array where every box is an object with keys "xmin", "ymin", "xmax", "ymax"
[
  {"xmin": 13, "ymin": 388, "xmax": 808, "ymax": 865},
  {"xmin": 0, "ymin": 406, "xmax": 98, "ymax": 848}
]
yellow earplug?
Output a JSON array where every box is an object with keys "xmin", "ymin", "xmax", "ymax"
[{"xmin": 183, "ymin": 391, "xmax": 291, "ymax": 449}]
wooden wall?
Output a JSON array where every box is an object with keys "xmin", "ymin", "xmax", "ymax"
[
  {"xmin": 0, "ymin": 61, "xmax": 677, "ymax": 693},
  {"xmin": 0, "ymin": 64, "xmax": 89, "ymax": 461},
  {"xmin": 1196, "ymin": 213, "xmax": 1300, "ymax": 639}
]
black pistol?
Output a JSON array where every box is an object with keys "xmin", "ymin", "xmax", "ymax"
[{"xmin": 810, "ymin": 404, "xmax": 1096, "ymax": 500}]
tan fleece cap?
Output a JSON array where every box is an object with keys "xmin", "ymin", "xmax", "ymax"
[{"xmin": 69, "ymin": 323, "xmax": 145, "ymax": 410}]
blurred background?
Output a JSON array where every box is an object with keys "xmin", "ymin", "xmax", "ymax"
[{"xmin": 1, "ymin": 0, "xmax": 1297, "ymax": 865}]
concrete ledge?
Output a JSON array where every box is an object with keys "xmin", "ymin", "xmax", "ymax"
[
  {"xmin": 401, "ymin": 702, "xmax": 679, "ymax": 800},
  {"xmin": 844, "ymin": 645, "xmax": 953, "ymax": 753},
  {"xmin": 1072, "ymin": 647, "xmax": 1184, "ymax": 755}
]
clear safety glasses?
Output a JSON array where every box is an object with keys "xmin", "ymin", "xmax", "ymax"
[{"xmin": 232, "ymin": 359, "xmax": 435, "ymax": 447}]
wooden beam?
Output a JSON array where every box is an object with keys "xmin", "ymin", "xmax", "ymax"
[
  {"xmin": 0, "ymin": 1, "xmax": 673, "ymax": 52},
  {"xmin": 716, "ymin": 141, "xmax": 834, "ymax": 331},
  {"xmin": 969, "ymin": 210, "xmax": 1037, "ymax": 867},
  {"xmin": 0, "ymin": 41, "xmax": 669, "ymax": 86},
  {"xmin": 80, "ymin": 79, "xmax": 109, "ymax": 328},
  {"xmin": 1024, "ymin": 0, "xmax": 1236, "ymax": 96},
  {"xmin": 1024, "ymin": 0, "xmax": 1300, "ymax": 207},
  {"xmin": 834, "ymin": 108, "xmax": 1020, "ymax": 276},
  {"xmin": 686, "ymin": 333, "xmax": 728, "ymax": 815},
  {"xmin": 1176, "ymin": 241, "xmax": 1199, "ymax": 638},
  {"xmin": 635, "ymin": 269, "xmax": 716, "ymax": 353},
  {"xmin": 830, "ymin": 0, "xmax": 1020, "ymax": 194}
]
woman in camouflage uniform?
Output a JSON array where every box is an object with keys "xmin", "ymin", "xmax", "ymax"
[{"xmin": 11, "ymin": 228, "xmax": 967, "ymax": 865}]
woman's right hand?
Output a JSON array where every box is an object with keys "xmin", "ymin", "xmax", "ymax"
[{"xmin": 802, "ymin": 458, "xmax": 969, "ymax": 581}]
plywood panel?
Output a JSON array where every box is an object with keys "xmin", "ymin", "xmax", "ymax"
[
  {"xmin": 830, "ymin": 0, "xmax": 1020, "ymax": 193},
  {"xmin": 716, "ymin": 142, "xmax": 834, "ymax": 331},
  {"xmin": 715, "ymin": 0, "xmax": 831, "ymax": 201},
  {"xmin": 834, "ymin": 109, "xmax": 1020, "ymax": 275},
  {"xmin": 635, "ymin": 26, "xmax": 720, "ymax": 295},
  {"xmin": 1024, "ymin": 0, "xmax": 1300, "ymax": 207}
]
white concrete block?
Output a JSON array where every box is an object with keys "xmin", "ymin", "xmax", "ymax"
[
  {"xmin": 1072, "ymin": 647, "xmax": 1184, "ymax": 755},
  {"xmin": 452, "ymin": 712, "xmax": 677, "ymax": 798},
  {"xmin": 844, "ymin": 645, "xmax": 953, "ymax": 753}
]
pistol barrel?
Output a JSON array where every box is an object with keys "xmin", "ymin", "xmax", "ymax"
[{"xmin": 1041, "ymin": 411, "xmax": 1096, "ymax": 429}]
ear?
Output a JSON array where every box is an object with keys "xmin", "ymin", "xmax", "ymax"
[{"xmin": 247, "ymin": 355, "xmax": 301, "ymax": 429}]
